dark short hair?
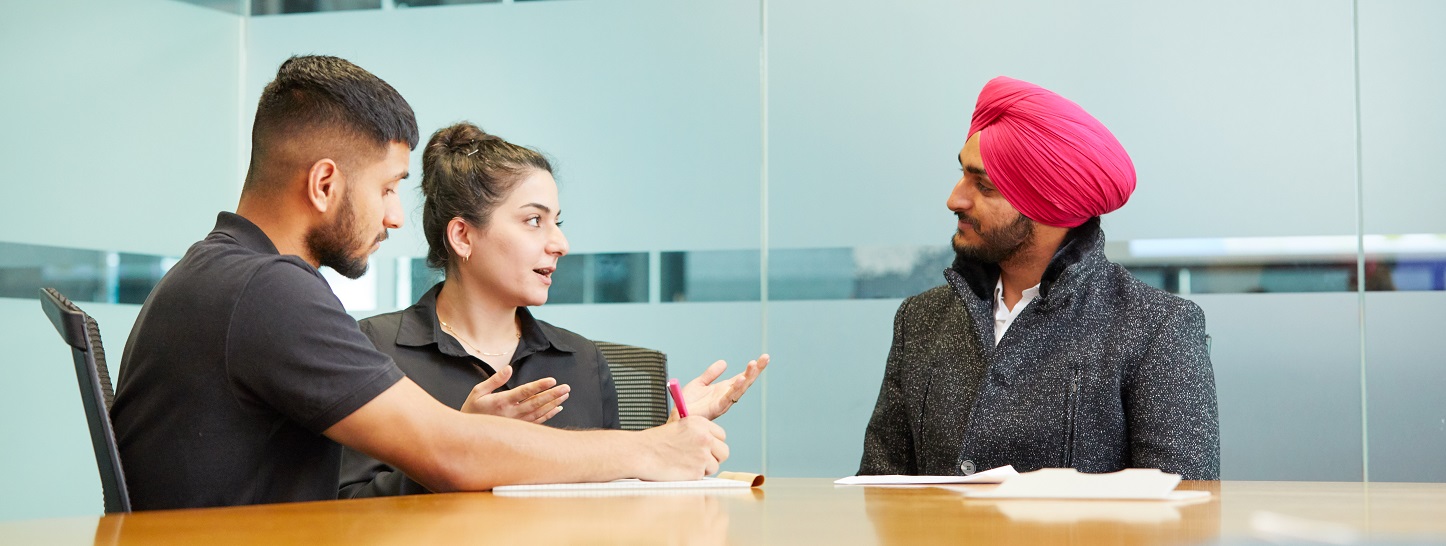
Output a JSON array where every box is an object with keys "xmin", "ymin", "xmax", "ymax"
[
  {"xmin": 244, "ymin": 55, "xmax": 419, "ymax": 193},
  {"xmin": 420, "ymin": 122, "xmax": 553, "ymax": 271}
]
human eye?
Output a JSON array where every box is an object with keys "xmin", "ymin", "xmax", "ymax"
[
  {"xmin": 976, "ymin": 181, "xmax": 995, "ymax": 195},
  {"xmin": 555, "ymin": 218, "xmax": 564, "ymax": 227},
  {"xmin": 526, "ymin": 216, "xmax": 541, "ymax": 227}
]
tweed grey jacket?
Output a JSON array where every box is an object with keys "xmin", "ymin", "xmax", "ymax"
[{"xmin": 858, "ymin": 219, "xmax": 1220, "ymax": 480}]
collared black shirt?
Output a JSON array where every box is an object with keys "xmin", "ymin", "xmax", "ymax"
[
  {"xmin": 339, "ymin": 283, "xmax": 619, "ymax": 498},
  {"xmin": 112, "ymin": 212, "xmax": 405, "ymax": 510}
]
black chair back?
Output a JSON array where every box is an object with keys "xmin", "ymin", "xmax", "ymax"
[
  {"xmin": 595, "ymin": 341, "xmax": 669, "ymax": 430},
  {"xmin": 39, "ymin": 288, "xmax": 131, "ymax": 513}
]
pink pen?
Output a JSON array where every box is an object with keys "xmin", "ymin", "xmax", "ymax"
[{"xmin": 667, "ymin": 378, "xmax": 689, "ymax": 418}]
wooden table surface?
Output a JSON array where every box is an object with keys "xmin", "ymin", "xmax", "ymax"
[{"xmin": 4, "ymin": 479, "xmax": 1446, "ymax": 545}]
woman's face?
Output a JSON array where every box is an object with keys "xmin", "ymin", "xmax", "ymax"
[{"xmin": 463, "ymin": 168, "xmax": 569, "ymax": 307}]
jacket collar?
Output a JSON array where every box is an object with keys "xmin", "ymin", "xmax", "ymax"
[
  {"xmin": 395, "ymin": 282, "xmax": 577, "ymax": 358},
  {"xmin": 947, "ymin": 217, "xmax": 1106, "ymax": 302}
]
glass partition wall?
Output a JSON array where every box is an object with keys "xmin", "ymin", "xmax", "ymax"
[
  {"xmin": 1356, "ymin": 0, "xmax": 1446, "ymax": 483},
  {"xmin": 3, "ymin": 0, "xmax": 1443, "ymax": 521},
  {"xmin": 252, "ymin": 0, "xmax": 1441, "ymax": 481},
  {"xmin": 765, "ymin": 0, "xmax": 1359, "ymax": 479},
  {"xmin": 758, "ymin": 0, "xmax": 1445, "ymax": 481}
]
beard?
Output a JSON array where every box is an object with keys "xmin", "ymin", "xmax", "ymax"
[
  {"xmin": 305, "ymin": 190, "xmax": 380, "ymax": 280},
  {"xmin": 951, "ymin": 212, "xmax": 1035, "ymax": 264}
]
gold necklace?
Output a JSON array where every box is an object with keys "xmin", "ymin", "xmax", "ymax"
[{"xmin": 439, "ymin": 319, "xmax": 520, "ymax": 357}]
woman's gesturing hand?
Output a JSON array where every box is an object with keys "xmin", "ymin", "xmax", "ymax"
[
  {"xmin": 681, "ymin": 354, "xmax": 770, "ymax": 420},
  {"xmin": 460, "ymin": 365, "xmax": 570, "ymax": 423}
]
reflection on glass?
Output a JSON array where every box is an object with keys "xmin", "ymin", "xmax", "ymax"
[
  {"xmin": 0, "ymin": 242, "xmax": 171, "ymax": 304},
  {"xmin": 226, "ymin": 0, "xmax": 537, "ymax": 15},
  {"xmin": 1380, "ymin": 259, "xmax": 1444, "ymax": 290},
  {"xmin": 763, "ymin": 246, "xmax": 955, "ymax": 301},
  {"xmin": 406, "ymin": 257, "xmax": 446, "ymax": 304},
  {"xmin": 1113, "ymin": 233, "xmax": 1446, "ymax": 293},
  {"xmin": 767, "ymin": 248, "xmax": 854, "ymax": 300},
  {"xmin": 852, "ymin": 246, "xmax": 957, "ymax": 300},
  {"xmin": 1122, "ymin": 264, "xmax": 1357, "ymax": 294},
  {"xmin": 661, "ymin": 250, "xmax": 761, "ymax": 303},
  {"xmin": 9, "ymin": 233, "xmax": 1445, "ymax": 309},
  {"xmin": 393, "ymin": 0, "xmax": 501, "ymax": 7},
  {"xmin": 1363, "ymin": 234, "xmax": 1446, "ymax": 291},
  {"xmin": 548, "ymin": 252, "xmax": 649, "ymax": 304},
  {"xmin": 250, "ymin": 0, "xmax": 381, "ymax": 15},
  {"xmin": 405, "ymin": 253, "xmax": 649, "ymax": 306},
  {"xmin": 117, "ymin": 253, "xmax": 175, "ymax": 304}
]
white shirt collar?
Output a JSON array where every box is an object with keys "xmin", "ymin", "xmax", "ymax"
[{"xmin": 993, "ymin": 278, "xmax": 1041, "ymax": 345}]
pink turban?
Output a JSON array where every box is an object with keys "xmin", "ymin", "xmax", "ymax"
[{"xmin": 968, "ymin": 76, "xmax": 1136, "ymax": 228}]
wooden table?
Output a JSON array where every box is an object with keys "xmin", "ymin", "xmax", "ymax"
[{"xmin": 4, "ymin": 479, "xmax": 1445, "ymax": 545}]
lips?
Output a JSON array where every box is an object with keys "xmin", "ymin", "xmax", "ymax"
[{"xmin": 533, "ymin": 266, "xmax": 555, "ymax": 286}]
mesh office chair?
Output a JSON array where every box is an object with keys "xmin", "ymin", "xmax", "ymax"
[
  {"xmin": 594, "ymin": 341, "xmax": 669, "ymax": 431},
  {"xmin": 39, "ymin": 288, "xmax": 131, "ymax": 513}
]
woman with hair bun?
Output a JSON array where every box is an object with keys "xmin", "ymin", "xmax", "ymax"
[{"xmin": 339, "ymin": 122, "xmax": 768, "ymax": 498}]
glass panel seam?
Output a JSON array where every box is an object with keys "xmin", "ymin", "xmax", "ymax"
[
  {"xmin": 1351, "ymin": 0, "xmax": 1369, "ymax": 483},
  {"xmin": 758, "ymin": 0, "xmax": 770, "ymax": 477}
]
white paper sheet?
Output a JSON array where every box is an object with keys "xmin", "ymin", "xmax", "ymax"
[
  {"xmin": 961, "ymin": 468, "xmax": 1211, "ymax": 500},
  {"xmin": 494, "ymin": 477, "xmax": 750, "ymax": 496},
  {"xmin": 834, "ymin": 465, "xmax": 1019, "ymax": 485}
]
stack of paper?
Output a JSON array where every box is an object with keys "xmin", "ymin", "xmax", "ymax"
[
  {"xmin": 835, "ymin": 467, "xmax": 1209, "ymax": 502},
  {"xmin": 962, "ymin": 468, "xmax": 1209, "ymax": 501}
]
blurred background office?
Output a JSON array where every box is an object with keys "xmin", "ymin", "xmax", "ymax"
[{"xmin": 1, "ymin": 0, "xmax": 1442, "ymax": 521}]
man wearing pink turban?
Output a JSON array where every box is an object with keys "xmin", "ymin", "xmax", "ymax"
[{"xmin": 860, "ymin": 77, "xmax": 1219, "ymax": 480}]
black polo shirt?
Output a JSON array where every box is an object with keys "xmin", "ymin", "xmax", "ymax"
[
  {"xmin": 338, "ymin": 283, "xmax": 619, "ymax": 498},
  {"xmin": 111, "ymin": 212, "xmax": 404, "ymax": 510}
]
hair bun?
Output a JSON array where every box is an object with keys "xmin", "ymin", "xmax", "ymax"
[
  {"xmin": 429, "ymin": 121, "xmax": 491, "ymax": 154},
  {"xmin": 420, "ymin": 122, "xmax": 509, "ymax": 197}
]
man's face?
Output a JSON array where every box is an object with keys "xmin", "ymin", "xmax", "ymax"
[
  {"xmin": 306, "ymin": 141, "xmax": 409, "ymax": 279},
  {"xmin": 947, "ymin": 132, "xmax": 1035, "ymax": 264}
]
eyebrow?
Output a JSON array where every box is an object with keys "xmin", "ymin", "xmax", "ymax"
[
  {"xmin": 520, "ymin": 202, "xmax": 554, "ymax": 214},
  {"xmin": 958, "ymin": 156, "xmax": 989, "ymax": 179}
]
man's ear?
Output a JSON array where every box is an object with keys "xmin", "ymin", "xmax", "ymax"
[{"xmin": 305, "ymin": 158, "xmax": 343, "ymax": 214}]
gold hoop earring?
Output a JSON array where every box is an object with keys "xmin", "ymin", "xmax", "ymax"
[{"xmin": 463, "ymin": 253, "xmax": 470, "ymax": 263}]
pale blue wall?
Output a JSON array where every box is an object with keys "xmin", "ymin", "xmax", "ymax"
[
  {"xmin": 0, "ymin": 300, "xmax": 142, "ymax": 521},
  {"xmin": 1360, "ymin": 0, "xmax": 1446, "ymax": 236},
  {"xmin": 0, "ymin": 0, "xmax": 241, "ymax": 255},
  {"xmin": 0, "ymin": 0, "xmax": 240, "ymax": 522}
]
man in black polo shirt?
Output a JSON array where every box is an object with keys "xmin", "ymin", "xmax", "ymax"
[{"xmin": 111, "ymin": 55, "xmax": 728, "ymax": 510}]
